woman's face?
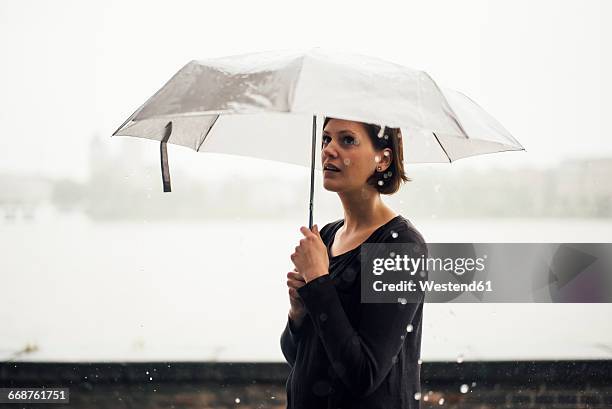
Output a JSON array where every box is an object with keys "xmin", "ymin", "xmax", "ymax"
[{"xmin": 321, "ymin": 119, "xmax": 391, "ymax": 193}]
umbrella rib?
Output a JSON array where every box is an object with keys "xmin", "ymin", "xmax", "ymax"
[
  {"xmin": 432, "ymin": 132, "xmax": 453, "ymax": 163},
  {"xmin": 196, "ymin": 115, "xmax": 220, "ymax": 152}
]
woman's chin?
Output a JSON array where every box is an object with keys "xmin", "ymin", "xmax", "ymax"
[{"xmin": 322, "ymin": 179, "xmax": 342, "ymax": 192}]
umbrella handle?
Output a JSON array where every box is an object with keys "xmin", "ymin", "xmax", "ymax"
[
  {"xmin": 160, "ymin": 121, "xmax": 172, "ymax": 192},
  {"xmin": 308, "ymin": 115, "xmax": 316, "ymax": 229}
]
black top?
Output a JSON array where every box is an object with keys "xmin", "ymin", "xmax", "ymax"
[{"xmin": 280, "ymin": 215, "xmax": 427, "ymax": 409}]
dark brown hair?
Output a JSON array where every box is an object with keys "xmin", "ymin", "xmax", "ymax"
[{"xmin": 323, "ymin": 117, "xmax": 411, "ymax": 194}]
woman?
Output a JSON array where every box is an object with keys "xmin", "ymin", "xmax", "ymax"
[{"xmin": 280, "ymin": 117, "xmax": 427, "ymax": 409}]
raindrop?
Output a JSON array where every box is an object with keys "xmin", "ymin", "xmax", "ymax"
[
  {"xmin": 471, "ymin": 381, "xmax": 477, "ymax": 387},
  {"xmin": 146, "ymin": 371, "xmax": 149, "ymax": 375},
  {"xmin": 406, "ymin": 324, "xmax": 413, "ymax": 332},
  {"xmin": 460, "ymin": 384, "xmax": 469, "ymax": 393},
  {"xmin": 377, "ymin": 180, "xmax": 384, "ymax": 186},
  {"xmin": 319, "ymin": 313, "xmax": 328, "ymax": 322},
  {"xmin": 400, "ymin": 334, "xmax": 406, "ymax": 340},
  {"xmin": 343, "ymin": 158, "xmax": 351, "ymax": 166},
  {"xmin": 153, "ymin": 389, "xmax": 157, "ymax": 392},
  {"xmin": 391, "ymin": 356, "xmax": 398, "ymax": 364},
  {"xmin": 414, "ymin": 392, "xmax": 421, "ymax": 400},
  {"xmin": 456, "ymin": 354, "xmax": 464, "ymax": 363},
  {"xmin": 149, "ymin": 377, "xmax": 152, "ymax": 381},
  {"xmin": 271, "ymin": 396, "xmax": 276, "ymax": 400},
  {"xmin": 235, "ymin": 397, "xmax": 241, "ymax": 404},
  {"xmin": 438, "ymin": 397, "xmax": 445, "ymax": 405},
  {"xmin": 390, "ymin": 252, "xmax": 395, "ymax": 257},
  {"xmin": 391, "ymin": 231, "xmax": 399, "ymax": 239}
]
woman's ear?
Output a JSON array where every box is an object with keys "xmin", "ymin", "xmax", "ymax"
[{"xmin": 378, "ymin": 148, "xmax": 393, "ymax": 171}]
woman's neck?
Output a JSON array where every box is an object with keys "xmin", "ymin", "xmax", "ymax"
[{"xmin": 337, "ymin": 187, "xmax": 397, "ymax": 235}]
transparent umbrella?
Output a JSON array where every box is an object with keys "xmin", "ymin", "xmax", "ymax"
[{"xmin": 112, "ymin": 47, "xmax": 524, "ymax": 227}]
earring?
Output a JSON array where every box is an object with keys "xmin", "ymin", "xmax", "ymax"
[{"xmin": 377, "ymin": 166, "xmax": 382, "ymax": 171}]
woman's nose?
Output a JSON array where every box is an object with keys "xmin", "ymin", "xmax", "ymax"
[{"xmin": 322, "ymin": 141, "xmax": 338, "ymax": 158}]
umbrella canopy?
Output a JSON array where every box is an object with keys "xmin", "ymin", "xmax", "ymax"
[{"xmin": 112, "ymin": 48, "xmax": 524, "ymax": 225}]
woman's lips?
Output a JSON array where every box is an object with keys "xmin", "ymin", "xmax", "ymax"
[{"xmin": 323, "ymin": 169, "xmax": 340, "ymax": 178}]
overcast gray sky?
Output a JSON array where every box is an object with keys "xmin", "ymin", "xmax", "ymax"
[{"xmin": 0, "ymin": 0, "xmax": 609, "ymax": 182}]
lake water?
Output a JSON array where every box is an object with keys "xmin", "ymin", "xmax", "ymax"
[{"xmin": 1, "ymin": 214, "xmax": 612, "ymax": 362}]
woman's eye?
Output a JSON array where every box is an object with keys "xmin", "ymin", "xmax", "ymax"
[{"xmin": 343, "ymin": 136, "xmax": 356, "ymax": 145}]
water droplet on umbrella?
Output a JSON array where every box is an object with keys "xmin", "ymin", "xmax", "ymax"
[
  {"xmin": 406, "ymin": 324, "xmax": 413, "ymax": 332},
  {"xmin": 460, "ymin": 384, "xmax": 469, "ymax": 393},
  {"xmin": 414, "ymin": 392, "xmax": 421, "ymax": 400}
]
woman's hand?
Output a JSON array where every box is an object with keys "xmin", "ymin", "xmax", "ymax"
[
  {"xmin": 287, "ymin": 268, "xmax": 306, "ymax": 327},
  {"xmin": 290, "ymin": 224, "xmax": 329, "ymax": 283}
]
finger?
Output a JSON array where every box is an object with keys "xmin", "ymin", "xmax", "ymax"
[
  {"xmin": 287, "ymin": 277, "xmax": 306, "ymax": 287},
  {"xmin": 300, "ymin": 226, "xmax": 316, "ymax": 239},
  {"xmin": 287, "ymin": 271, "xmax": 305, "ymax": 281},
  {"xmin": 289, "ymin": 288, "xmax": 302, "ymax": 299}
]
